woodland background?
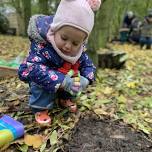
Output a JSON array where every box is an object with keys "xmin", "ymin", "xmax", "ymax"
[
  {"xmin": 0, "ymin": 0, "xmax": 152, "ymax": 50},
  {"xmin": 0, "ymin": 0, "xmax": 152, "ymax": 151}
]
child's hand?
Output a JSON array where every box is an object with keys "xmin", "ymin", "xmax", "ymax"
[
  {"xmin": 80, "ymin": 76, "xmax": 89, "ymax": 90},
  {"xmin": 71, "ymin": 76, "xmax": 89, "ymax": 94},
  {"xmin": 61, "ymin": 75, "xmax": 89, "ymax": 96},
  {"xmin": 61, "ymin": 75, "xmax": 79, "ymax": 96}
]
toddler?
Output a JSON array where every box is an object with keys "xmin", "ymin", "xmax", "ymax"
[{"xmin": 18, "ymin": 0, "xmax": 101, "ymax": 124}]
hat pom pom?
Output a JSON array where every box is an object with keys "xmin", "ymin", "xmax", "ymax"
[{"xmin": 87, "ymin": 0, "xmax": 101, "ymax": 11}]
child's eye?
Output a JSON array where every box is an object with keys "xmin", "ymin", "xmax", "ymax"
[
  {"xmin": 73, "ymin": 42, "xmax": 79, "ymax": 46},
  {"xmin": 61, "ymin": 36, "xmax": 67, "ymax": 41}
]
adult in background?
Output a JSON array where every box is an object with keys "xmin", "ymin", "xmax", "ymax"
[
  {"xmin": 119, "ymin": 11, "xmax": 136, "ymax": 43},
  {"xmin": 129, "ymin": 18, "xmax": 142, "ymax": 44},
  {"xmin": 140, "ymin": 10, "xmax": 152, "ymax": 49}
]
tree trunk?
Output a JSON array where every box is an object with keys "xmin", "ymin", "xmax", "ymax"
[
  {"xmin": 22, "ymin": 0, "xmax": 31, "ymax": 36},
  {"xmin": 87, "ymin": 0, "xmax": 114, "ymax": 66},
  {"xmin": 12, "ymin": 0, "xmax": 24, "ymax": 36},
  {"xmin": 38, "ymin": 0, "xmax": 48, "ymax": 15},
  {"xmin": 11, "ymin": 0, "xmax": 31, "ymax": 36}
]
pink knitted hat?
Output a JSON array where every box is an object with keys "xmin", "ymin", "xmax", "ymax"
[{"xmin": 51, "ymin": 0, "xmax": 101, "ymax": 37}]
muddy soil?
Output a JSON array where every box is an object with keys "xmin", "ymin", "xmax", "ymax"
[
  {"xmin": 1, "ymin": 78, "xmax": 152, "ymax": 152},
  {"xmin": 64, "ymin": 115, "xmax": 152, "ymax": 152}
]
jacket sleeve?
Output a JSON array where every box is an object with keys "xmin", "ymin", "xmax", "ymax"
[
  {"xmin": 79, "ymin": 52, "xmax": 96, "ymax": 84},
  {"xmin": 18, "ymin": 42, "xmax": 65, "ymax": 93}
]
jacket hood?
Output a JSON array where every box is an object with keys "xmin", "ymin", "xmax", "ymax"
[{"xmin": 27, "ymin": 15, "xmax": 54, "ymax": 43}]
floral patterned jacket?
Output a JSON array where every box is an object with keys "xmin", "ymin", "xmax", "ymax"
[{"xmin": 18, "ymin": 15, "xmax": 96, "ymax": 93}]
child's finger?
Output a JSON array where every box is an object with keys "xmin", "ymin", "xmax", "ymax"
[
  {"xmin": 71, "ymin": 86, "xmax": 80, "ymax": 92},
  {"xmin": 74, "ymin": 77, "xmax": 80, "ymax": 82},
  {"xmin": 73, "ymin": 81, "xmax": 80, "ymax": 86}
]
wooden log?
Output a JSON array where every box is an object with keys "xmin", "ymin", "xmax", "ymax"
[
  {"xmin": 98, "ymin": 51, "xmax": 127, "ymax": 69},
  {"xmin": 0, "ymin": 66, "xmax": 18, "ymax": 78}
]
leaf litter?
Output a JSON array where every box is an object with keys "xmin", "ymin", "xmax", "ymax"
[{"xmin": 0, "ymin": 35, "xmax": 152, "ymax": 151}]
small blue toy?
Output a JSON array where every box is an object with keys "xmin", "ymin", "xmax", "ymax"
[{"xmin": 0, "ymin": 115, "xmax": 24, "ymax": 148}]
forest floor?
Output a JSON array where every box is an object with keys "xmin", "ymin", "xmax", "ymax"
[
  {"xmin": 0, "ymin": 35, "xmax": 152, "ymax": 152},
  {"xmin": 64, "ymin": 114, "xmax": 152, "ymax": 152}
]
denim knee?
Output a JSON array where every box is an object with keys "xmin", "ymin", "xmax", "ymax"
[
  {"xmin": 29, "ymin": 82, "xmax": 55, "ymax": 112},
  {"xmin": 140, "ymin": 37, "xmax": 152, "ymax": 45}
]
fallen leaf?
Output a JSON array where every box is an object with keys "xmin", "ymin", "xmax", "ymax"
[
  {"xmin": 126, "ymin": 81, "xmax": 138, "ymax": 88},
  {"xmin": 103, "ymin": 87, "xmax": 113, "ymax": 95},
  {"xmin": 8, "ymin": 100, "xmax": 20, "ymax": 106},
  {"xmin": 24, "ymin": 134, "xmax": 44, "ymax": 149},
  {"xmin": 94, "ymin": 108, "xmax": 108, "ymax": 115},
  {"xmin": 117, "ymin": 95, "xmax": 127, "ymax": 103},
  {"xmin": 40, "ymin": 142, "xmax": 47, "ymax": 152},
  {"xmin": 0, "ymin": 107, "xmax": 9, "ymax": 113},
  {"xmin": 126, "ymin": 60, "xmax": 136, "ymax": 70},
  {"xmin": 50, "ymin": 130, "xmax": 58, "ymax": 146},
  {"xmin": 17, "ymin": 144, "xmax": 28, "ymax": 152}
]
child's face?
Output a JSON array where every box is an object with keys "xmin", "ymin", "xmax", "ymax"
[{"xmin": 54, "ymin": 26, "xmax": 87, "ymax": 56}]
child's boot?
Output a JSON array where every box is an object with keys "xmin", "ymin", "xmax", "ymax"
[
  {"xmin": 59, "ymin": 99, "xmax": 77, "ymax": 113},
  {"xmin": 35, "ymin": 110, "xmax": 51, "ymax": 124}
]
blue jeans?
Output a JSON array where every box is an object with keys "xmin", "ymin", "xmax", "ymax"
[
  {"xmin": 29, "ymin": 82, "xmax": 76, "ymax": 113},
  {"xmin": 140, "ymin": 36, "xmax": 152, "ymax": 47}
]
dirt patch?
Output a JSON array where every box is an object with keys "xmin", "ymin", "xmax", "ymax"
[{"xmin": 64, "ymin": 115, "xmax": 152, "ymax": 152}]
